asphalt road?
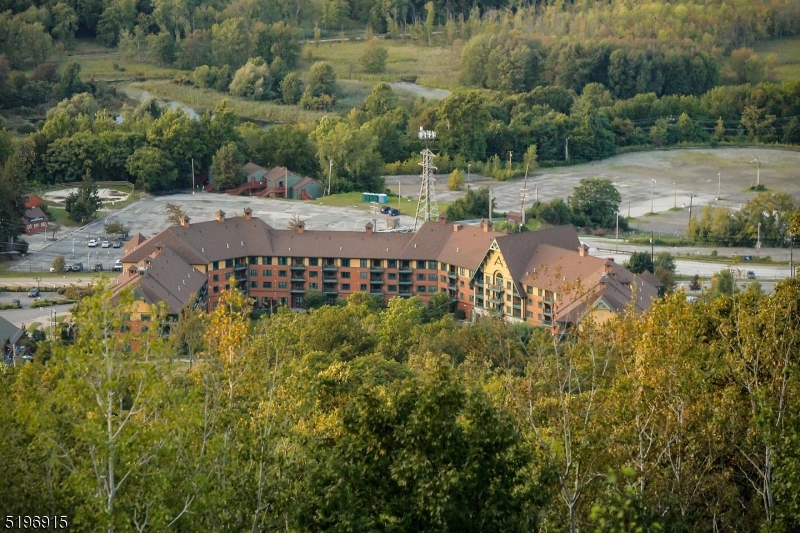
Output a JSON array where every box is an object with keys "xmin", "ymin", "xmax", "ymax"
[{"xmin": 0, "ymin": 292, "xmax": 75, "ymax": 328}]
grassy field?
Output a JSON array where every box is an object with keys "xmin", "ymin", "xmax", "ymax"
[
  {"xmin": 301, "ymin": 40, "xmax": 462, "ymax": 90},
  {"xmin": 132, "ymin": 80, "xmax": 328, "ymax": 124},
  {"xmin": 311, "ymin": 191, "xmax": 449, "ymax": 217},
  {"xmin": 754, "ymin": 38, "xmax": 800, "ymax": 81}
]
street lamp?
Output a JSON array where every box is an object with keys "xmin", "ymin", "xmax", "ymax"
[
  {"xmin": 33, "ymin": 277, "xmax": 41, "ymax": 290},
  {"xmin": 565, "ymin": 137, "xmax": 570, "ymax": 162},
  {"xmin": 688, "ymin": 192, "xmax": 697, "ymax": 220},
  {"xmin": 757, "ymin": 222, "xmax": 762, "ymax": 250},
  {"xmin": 467, "ymin": 163, "xmax": 471, "ymax": 188},
  {"xmin": 72, "ymin": 237, "xmax": 75, "ymax": 259},
  {"xmin": 673, "ymin": 180, "xmax": 677, "ymax": 208},
  {"xmin": 750, "ymin": 159, "xmax": 760, "ymax": 187},
  {"xmin": 717, "ymin": 169, "xmax": 721, "ymax": 200},
  {"xmin": 615, "ymin": 212, "xmax": 619, "ymax": 253},
  {"xmin": 650, "ymin": 179, "xmax": 657, "ymax": 214}
]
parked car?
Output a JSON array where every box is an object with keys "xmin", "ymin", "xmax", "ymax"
[
  {"xmin": 88, "ymin": 239, "xmax": 98, "ymax": 247},
  {"xmin": 11, "ymin": 299, "xmax": 21, "ymax": 308},
  {"xmin": 389, "ymin": 208, "xmax": 400, "ymax": 216},
  {"xmin": 49, "ymin": 266, "xmax": 57, "ymax": 272},
  {"xmin": 92, "ymin": 263, "xmax": 103, "ymax": 272},
  {"xmin": 71, "ymin": 263, "xmax": 83, "ymax": 272},
  {"xmin": 380, "ymin": 206, "xmax": 391, "ymax": 214},
  {"xmin": 101, "ymin": 241, "xmax": 110, "ymax": 248},
  {"xmin": 112, "ymin": 241, "xmax": 122, "ymax": 248},
  {"xmin": 27, "ymin": 288, "xmax": 39, "ymax": 298},
  {"xmin": 113, "ymin": 260, "xmax": 123, "ymax": 272},
  {"xmin": 747, "ymin": 271, "xmax": 756, "ymax": 279}
]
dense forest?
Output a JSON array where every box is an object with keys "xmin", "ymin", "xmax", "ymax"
[{"xmin": 2, "ymin": 279, "xmax": 800, "ymax": 532}]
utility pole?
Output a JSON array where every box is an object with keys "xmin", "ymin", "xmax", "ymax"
[
  {"xmin": 72, "ymin": 238, "xmax": 75, "ymax": 259},
  {"xmin": 615, "ymin": 212, "xmax": 619, "ymax": 253},
  {"xmin": 790, "ymin": 231, "xmax": 794, "ymax": 278},
  {"xmin": 191, "ymin": 158, "xmax": 195, "ymax": 195},
  {"xmin": 651, "ymin": 231, "xmax": 654, "ymax": 262},
  {"xmin": 520, "ymin": 165, "xmax": 529, "ymax": 228},
  {"xmin": 507, "ymin": 151, "xmax": 513, "ymax": 174},
  {"xmin": 327, "ymin": 159, "xmax": 333, "ymax": 196},
  {"xmin": 717, "ymin": 169, "xmax": 721, "ymax": 200},
  {"xmin": 673, "ymin": 180, "xmax": 677, "ymax": 208},
  {"xmin": 398, "ymin": 180, "xmax": 401, "ymax": 209},
  {"xmin": 688, "ymin": 192, "xmax": 696, "ymax": 220},
  {"xmin": 489, "ymin": 187, "xmax": 493, "ymax": 221},
  {"xmin": 565, "ymin": 137, "xmax": 569, "ymax": 162},
  {"xmin": 467, "ymin": 163, "xmax": 471, "ymax": 189},
  {"xmin": 757, "ymin": 222, "xmax": 761, "ymax": 250}
]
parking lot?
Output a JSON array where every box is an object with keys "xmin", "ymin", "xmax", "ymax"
[{"xmin": 0, "ymin": 291, "xmax": 75, "ymax": 328}]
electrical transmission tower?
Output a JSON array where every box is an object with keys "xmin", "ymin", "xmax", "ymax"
[{"xmin": 414, "ymin": 128, "xmax": 438, "ymax": 231}]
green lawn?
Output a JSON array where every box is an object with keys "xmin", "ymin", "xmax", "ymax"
[
  {"xmin": 310, "ymin": 192, "xmax": 449, "ymax": 217},
  {"xmin": 46, "ymin": 207, "xmax": 80, "ymax": 228},
  {"xmin": 301, "ymin": 40, "xmax": 462, "ymax": 90}
]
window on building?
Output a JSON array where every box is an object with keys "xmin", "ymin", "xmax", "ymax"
[
  {"xmin": 213, "ymin": 286, "xmax": 219, "ymax": 293},
  {"xmin": 278, "ymin": 270, "xmax": 287, "ymax": 277},
  {"xmin": 440, "ymin": 262, "xmax": 446, "ymax": 271},
  {"xmin": 506, "ymin": 294, "xmax": 511, "ymax": 301},
  {"xmin": 538, "ymin": 288, "xmax": 543, "ymax": 296},
  {"xmin": 459, "ymin": 267, "xmax": 465, "ymax": 276},
  {"xmin": 360, "ymin": 259, "xmax": 368, "ymax": 267},
  {"xmin": 417, "ymin": 285, "xmax": 426, "ymax": 293},
  {"xmin": 248, "ymin": 256, "xmax": 258, "ymax": 264},
  {"xmin": 387, "ymin": 273, "xmax": 397, "ymax": 280},
  {"xmin": 262, "ymin": 297, "xmax": 270, "ymax": 306},
  {"xmin": 360, "ymin": 284, "xmax": 367, "ymax": 291},
  {"xmin": 526, "ymin": 286, "xmax": 533, "ymax": 294},
  {"xmin": 506, "ymin": 281, "xmax": 512, "ymax": 289},
  {"xmin": 249, "ymin": 269, "xmax": 258, "ymax": 276},
  {"xmin": 538, "ymin": 301, "xmax": 543, "ymax": 308},
  {"xmin": 212, "ymin": 274, "xmax": 219, "ymax": 282},
  {"xmin": 439, "ymin": 275, "xmax": 446, "ymax": 282},
  {"xmin": 309, "ymin": 258, "xmax": 319, "ymax": 266},
  {"xmin": 213, "ymin": 302, "xmax": 218, "ymax": 310},
  {"xmin": 213, "ymin": 261, "xmax": 219, "ymax": 270},
  {"xmin": 440, "ymin": 287, "xmax": 446, "ymax": 292},
  {"xmin": 431, "ymin": 274, "xmax": 440, "ymax": 281},
  {"xmin": 538, "ymin": 313, "xmax": 542, "ymax": 321},
  {"xmin": 263, "ymin": 269, "xmax": 272, "ymax": 277},
  {"xmin": 309, "ymin": 271, "xmax": 318, "ymax": 278},
  {"xmin": 416, "ymin": 273, "xmax": 425, "ymax": 280},
  {"xmin": 249, "ymin": 281, "xmax": 258, "ymax": 288},
  {"xmin": 459, "ymin": 280, "xmax": 464, "ymax": 287},
  {"xmin": 278, "ymin": 282, "xmax": 287, "ymax": 289},
  {"xmin": 226, "ymin": 259, "xmax": 233, "ymax": 268},
  {"xmin": 360, "ymin": 272, "xmax": 367, "ymax": 279},
  {"xmin": 263, "ymin": 281, "xmax": 272, "ymax": 288},
  {"xmin": 340, "ymin": 271, "xmax": 350, "ymax": 279},
  {"xmin": 278, "ymin": 257, "xmax": 288, "ymax": 265},
  {"xmin": 459, "ymin": 292, "xmax": 464, "ymax": 300},
  {"xmin": 225, "ymin": 284, "xmax": 230, "ymax": 290},
  {"xmin": 388, "ymin": 259, "xmax": 397, "ymax": 268},
  {"xmin": 506, "ymin": 306, "xmax": 511, "ymax": 314},
  {"xmin": 388, "ymin": 285, "xmax": 397, "ymax": 292},
  {"xmin": 415, "ymin": 260, "xmax": 425, "ymax": 269},
  {"xmin": 341, "ymin": 283, "xmax": 351, "ymax": 291},
  {"xmin": 309, "ymin": 282, "xmax": 318, "ymax": 289},
  {"xmin": 469, "ymin": 295, "xmax": 474, "ymax": 302},
  {"xmin": 141, "ymin": 314, "xmax": 151, "ymax": 322},
  {"xmin": 428, "ymin": 261, "xmax": 438, "ymax": 269},
  {"xmin": 341, "ymin": 258, "xmax": 350, "ymax": 267},
  {"xmin": 262, "ymin": 257, "xmax": 272, "ymax": 265}
]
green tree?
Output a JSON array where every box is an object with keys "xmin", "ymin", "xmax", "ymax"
[
  {"xmin": 709, "ymin": 269, "xmax": 736, "ymax": 298},
  {"xmin": 229, "ymin": 58, "xmax": 272, "ymax": 100},
  {"xmin": 126, "ymin": 146, "xmax": 178, "ymax": 193},
  {"xmin": 279, "ymin": 72, "xmax": 302, "ymax": 104},
  {"xmin": 300, "ymin": 61, "xmax": 337, "ymax": 110},
  {"xmin": 445, "ymin": 187, "xmax": 494, "ymax": 222},
  {"xmin": 363, "ymin": 82, "xmax": 399, "ymax": 119},
  {"xmin": 436, "ymin": 90, "xmax": 491, "ymax": 161},
  {"xmin": 210, "ymin": 142, "xmax": 245, "ymax": 191},
  {"xmin": 448, "ymin": 168, "xmax": 464, "ymax": 191},
  {"xmin": 50, "ymin": 2, "xmax": 79, "ymax": 48},
  {"xmin": 51, "ymin": 254, "xmax": 66, "ymax": 272},
  {"xmin": 569, "ymin": 178, "xmax": 621, "ymax": 229},
  {"xmin": 64, "ymin": 174, "xmax": 101, "ymax": 222},
  {"xmin": 311, "ymin": 118, "xmax": 384, "ymax": 192},
  {"xmin": 52, "ymin": 61, "xmax": 88, "ymax": 100},
  {"xmin": 211, "ymin": 17, "xmax": 251, "ymax": 69},
  {"xmin": 360, "ymin": 38, "xmax": 388, "ymax": 73},
  {"xmin": 425, "ymin": 291, "xmax": 452, "ymax": 322},
  {"xmin": 303, "ymin": 289, "xmax": 326, "ymax": 310},
  {"xmin": 165, "ymin": 202, "xmax": 185, "ymax": 225},
  {"xmin": 104, "ymin": 220, "xmax": 126, "ymax": 238},
  {"xmin": 625, "ymin": 251, "xmax": 654, "ymax": 274}
]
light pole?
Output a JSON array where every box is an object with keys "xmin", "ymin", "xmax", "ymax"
[
  {"xmin": 650, "ymin": 179, "xmax": 656, "ymax": 214},
  {"xmin": 34, "ymin": 277, "xmax": 41, "ymax": 290},
  {"xmin": 72, "ymin": 237, "xmax": 75, "ymax": 259},
  {"xmin": 688, "ymin": 192, "xmax": 697, "ymax": 219},
  {"xmin": 615, "ymin": 212, "xmax": 619, "ymax": 253},
  {"xmin": 191, "ymin": 158, "xmax": 195, "ymax": 195},
  {"xmin": 750, "ymin": 159, "xmax": 760, "ymax": 187},
  {"xmin": 507, "ymin": 151, "xmax": 513, "ymax": 174},
  {"xmin": 398, "ymin": 179, "xmax": 401, "ymax": 209},
  {"xmin": 467, "ymin": 163, "xmax": 471, "ymax": 189},
  {"xmin": 757, "ymin": 222, "xmax": 762, "ymax": 250},
  {"xmin": 717, "ymin": 169, "xmax": 721, "ymax": 200},
  {"xmin": 565, "ymin": 137, "xmax": 569, "ymax": 162},
  {"xmin": 673, "ymin": 180, "xmax": 676, "ymax": 208}
]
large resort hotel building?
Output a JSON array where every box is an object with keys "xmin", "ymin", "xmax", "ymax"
[{"xmin": 113, "ymin": 207, "xmax": 660, "ymax": 335}]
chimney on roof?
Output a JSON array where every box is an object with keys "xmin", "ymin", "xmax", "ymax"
[
  {"xmin": 215, "ymin": 210, "xmax": 225, "ymax": 222},
  {"xmin": 438, "ymin": 215, "xmax": 447, "ymax": 225},
  {"xmin": 155, "ymin": 245, "xmax": 163, "ymax": 256},
  {"xmin": 578, "ymin": 243, "xmax": 589, "ymax": 257},
  {"xmin": 480, "ymin": 219, "xmax": 492, "ymax": 233},
  {"xmin": 296, "ymin": 220, "xmax": 305, "ymax": 234},
  {"xmin": 365, "ymin": 222, "xmax": 374, "ymax": 235},
  {"xmin": 244, "ymin": 207, "xmax": 252, "ymax": 221},
  {"xmin": 180, "ymin": 215, "xmax": 190, "ymax": 228},
  {"xmin": 453, "ymin": 223, "xmax": 462, "ymax": 232}
]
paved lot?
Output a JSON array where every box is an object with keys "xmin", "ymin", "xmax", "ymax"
[
  {"xmin": 0, "ymin": 291, "xmax": 74, "ymax": 328},
  {"xmin": 391, "ymin": 147, "xmax": 800, "ymax": 236},
  {"xmin": 12, "ymin": 147, "xmax": 800, "ymax": 272}
]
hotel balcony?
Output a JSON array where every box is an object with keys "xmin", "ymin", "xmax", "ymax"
[
  {"xmin": 290, "ymin": 263, "xmax": 306, "ymax": 271},
  {"xmin": 398, "ymin": 265, "xmax": 413, "ymax": 274},
  {"xmin": 322, "ymin": 264, "xmax": 337, "ymax": 272},
  {"xmin": 290, "ymin": 275, "xmax": 305, "ymax": 282},
  {"xmin": 447, "ymin": 271, "xmax": 457, "ymax": 279},
  {"xmin": 369, "ymin": 266, "xmax": 384, "ymax": 273},
  {"xmin": 233, "ymin": 264, "xmax": 247, "ymax": 271}
]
